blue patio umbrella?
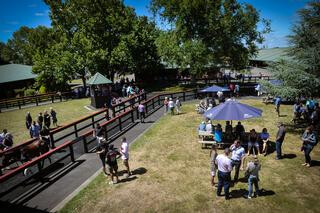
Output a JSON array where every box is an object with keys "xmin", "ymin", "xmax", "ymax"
[
  {"xmin": 204, "ymin": 99, "xmax": 262, "ymax": 120},
  {"xmin": 200, "ymin": 85, "xmax": 230, "ymax": 93}
]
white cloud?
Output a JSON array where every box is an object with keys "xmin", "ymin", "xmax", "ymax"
[
  {"xmin": 28, "ymin": 4, "xmax": 37, "ymax": 8},
  {"xmin": 35, "ymin": 12, "xmax": 45, "ymax": 16}
]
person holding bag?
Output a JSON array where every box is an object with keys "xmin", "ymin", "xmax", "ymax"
[
  {"xmin": 245, "ymin": 157, "xmax": 261, "ymax": 199},
  {"xmin": 301, "ymin": 126, "xmax": 318, "ymax": 167}
]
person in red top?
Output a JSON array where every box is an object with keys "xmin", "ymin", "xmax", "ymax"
[
  {"xmin": 229, "ymin": 83, "xmax": 235, "ymax": 95},
  {"xmin": 163, "ymin": 97, "xmax": 169, "ymax": 114}
]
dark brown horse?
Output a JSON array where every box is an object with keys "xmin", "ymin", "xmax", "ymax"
[{"xmin": 0, "ymin": 139, "xmax": 51, "ymax": 176}]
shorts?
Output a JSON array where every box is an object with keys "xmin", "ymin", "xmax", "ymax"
[
  {"xmin": 210, "ymin": 171, "xmax": 215, "ymax": 177},
  {"xmin": 248, "ymin": 141, "xmax": 259, "ymax": 148},
  {"xmin": 97, "ymin": 136, "xmax": 105, "ymax": 144},
  {"xmin": 106, "ymin": 163, "xmax": 118, "ymax": 174}
]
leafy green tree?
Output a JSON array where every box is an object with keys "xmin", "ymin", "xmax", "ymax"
[
  {"xmin": 32, "ymin": 35, "xmax": 74, "ymax": 91},
  {"xmin": 0, "ymin": 42, "xmax": 8, "ymax": 64},
  {"xmin": 2, "ymin": 26, "xmax": 33, "ymax": 64},
  {"xmin": 288, "ymin": 1, "xmax": 320, "ymax": 76},
  {"xmin": 45, "ymin": 0, "xmax": 160, "ymax": 82},
  {"xmin": 260, "ymin": 60, "xmax": 320, "ymax": 99},
  {"xmin": 151, "ymin": 0, "xmax": 270, "ymax": 73},
  {"xmin": 2, "ymin": 26, "xmax": 56, "ymax": 65}
]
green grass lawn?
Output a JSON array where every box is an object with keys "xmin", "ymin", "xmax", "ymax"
[
  {"xmin": 0, "ymin": 98, "xmax": 97, "ymax": 144},
  {"xmin": 61, "ymin": 99, "xmax": 320, "ymax": 213}
]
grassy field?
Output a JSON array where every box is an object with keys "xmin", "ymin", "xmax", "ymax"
[
  {"xmin": 0, "ymin": 98, "xmax": 97, "ymax": 144},
  {"xmin": 61, "ymin": 99, "xmax": 320, "ymax": 213}
]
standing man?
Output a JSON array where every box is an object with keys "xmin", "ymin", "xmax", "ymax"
[
  {"xmin": 94, "ymin": 123, "xmax": 105, "ymax": 145},
  {"xmin": 138, "ymin": 103, "xmax": 145, "ymax": 123},
  {"xmin": 230, "ymin": 140, "xmax": 246, "ymax": 183},
  {"xmin": 245, "ymin": 157, "xmax": 261, "ymax": 199},
  {"xmin": 215, "ymin": 148, "xmax": 233, "ymax": 200},
  {"xmin": 25, "ymin": 112, "xmax": 32, "ymax": 130},
  {"xmin": 235, "ymin": 84, "xmax": 240, "ymax": 97},
  {"xmin": 29, "ymin": 121, "xmax": 41, "ymax": 138},
  {"xmin": 301, "ymin": 126, "xmax": 318, "ymax": 167},
  {"xmin": 275, "ymin": 123, "xmax": 286, "ymax": 160},
  {"xmin": 275, "ymin": 96, "xmax": 282, "ymax": 117},
  {"xmin": 168, "ymin": 98, "xmax": 175, "ymax": 115},
  {"xmin": 106, "ymin": 144, "xmax": 121, "ymax": 184},
  {"xmin": 43, "ymin": 111, "xmax": 51, "ymax": 129},
  {"xmin": 175, "ymin": 97, "xmax": 182, "ymax": 114},
  {"xmin": 96, "ymin": 142, "xmax": 108, "ymax": 176},
  {"xmin": 37, "ymin": 112, "xmax": 44, "ymax": 130},
  {"xmin": 120, "ymin": 137, "xmax": 131, "ymax": 176},
  {"xmin": 50, "ymin": 107, "xmax": 58, "ymax": 127}
]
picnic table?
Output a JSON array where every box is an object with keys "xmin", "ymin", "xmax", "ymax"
[{"xmin": 198, "ymin": 131, "xmax": 233, "ymax": 149}]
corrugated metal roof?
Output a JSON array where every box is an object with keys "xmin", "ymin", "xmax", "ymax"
[
  {"xmin": 87, "ymin": 72, "xmax": 113, "ymax": 85},
  {"xmin": 250, "ymin": 47, "xmax": 293, "ymax": 62},
  {"xmin": 0, "ymin": 64, "xmax": 37, "ymax": 84}
]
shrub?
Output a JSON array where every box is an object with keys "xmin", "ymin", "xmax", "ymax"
[
  {"xmin": 24, "ymin": 88, "xmax": 36, "ymax": 96},
  {"xmin": 39, "ymin": 85, "xmax": 47, "ymax": 94}
]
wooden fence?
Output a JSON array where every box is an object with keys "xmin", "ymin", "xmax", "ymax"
[
  {"xmin": 0, "ymin": 90, "xmax": 196, "ymax": 190},
  {"xmin": 0, "ymin": 92, "xmax": 73, "ymax": 112}
]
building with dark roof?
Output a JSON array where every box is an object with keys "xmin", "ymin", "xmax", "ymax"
[
  {"xmin": 0, "ymin": 64, "xmax": 37, "ymax": 99},
  {"xmin": 249, "ymin": 47, "xmax": 293, "ymax": 67}
]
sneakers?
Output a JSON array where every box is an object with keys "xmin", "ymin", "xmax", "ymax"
[{"xmin": 301, "ymin": 163, "xmax": 308, "ymax": 166}]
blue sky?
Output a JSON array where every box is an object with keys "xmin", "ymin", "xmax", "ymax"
[{"xmin": 0, "ymin": 0, "xmax": 309, "ymax": 47}]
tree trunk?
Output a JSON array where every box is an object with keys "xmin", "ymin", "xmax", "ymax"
[{"xmin": 81, "ymin": 75, "xmax": 87, "ymax": 90}]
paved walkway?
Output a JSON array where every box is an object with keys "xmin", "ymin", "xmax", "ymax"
[{"xmin": 2, "ymin": 104, "xmax": 165, "ymax": 212}]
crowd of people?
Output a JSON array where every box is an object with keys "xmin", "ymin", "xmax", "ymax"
[
  {"xmin": 163, "ymin": 97, "xmax": 182, "ymax": 115},
  {"xmin": 210, "ymin": 143, "xmax": 261, "ymax": 200}
]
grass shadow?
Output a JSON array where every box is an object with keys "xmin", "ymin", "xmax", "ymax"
[
  {"xmin": 132, "ymin": 167, "xmax": 147, "ymax": 175},
  {"xmin": 118, "ymin": 176, "xmax": 137, "ymax": 183},
  {"xmin": 230, "ymin": 189, "xmax": 248, "ymax": 199},
  {"xmin": 282, "ymin": 154, "xmax": 297, "ymax": 159},
  {"xmin": 265, "ymin": 141, "xmax": 276, "ymax": 156},
  {"xmin": 259, "ymin": 188, "xmax": 276, "ymax": 196},
  {"xmin": 311, "ymin": 160, "xmax": 320, "ymax": 167}
]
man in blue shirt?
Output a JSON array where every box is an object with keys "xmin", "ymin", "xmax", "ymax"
[
  {"xmin": 230, "ymin": 140, "xmax": 246, "ymax": 182},
  {"xmin": 198, "ymin": 121, "xmax": 206, "ymax": 131},
  {"xmin": 275, "ymin": 96, "xmax": 282, "ymax": 117}
]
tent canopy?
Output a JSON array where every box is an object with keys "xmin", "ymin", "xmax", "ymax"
[
  {"xmin": 200, "ymin": 85, "xmax": 230, "ymax": 93},
  {"xmin": 204, "ymin": 99, "xmax": 262, "ymax": 120},
  {"xmin": 87, "ymin": 72, "xmax": 112, "ymax": 85}
]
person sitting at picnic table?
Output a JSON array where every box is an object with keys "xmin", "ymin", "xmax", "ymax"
[
  {"xmin": 198, "ymin": 121, "xmax": 206, "ymax": 131},
  {"xmin": 247, "ymin": 129, "xmax": 260, "ymax": 156},
  {"xmin": 214, "ymin": 124, "xmax": 223, "ymax": 143},
  {"xmin": 206, "ymin": 121, "xmax": 213, "ymax": 133},
  {"xmin": 225, "ymin": 121, "xmax": 233, "ymax": 134},
  {"xmin": 260, "ymin": 128, "xmax": 270, "ymax": 156},
  {"xmin": 235, "ymin": 121, "xmax": 245, "ymax": 140}
]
